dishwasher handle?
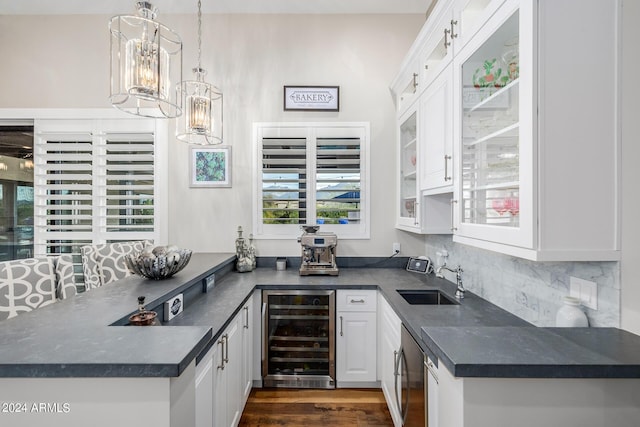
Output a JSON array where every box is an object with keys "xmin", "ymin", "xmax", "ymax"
[{"xmin": 394, "ymin": 345, "xmax": 410, "ymax": 425}]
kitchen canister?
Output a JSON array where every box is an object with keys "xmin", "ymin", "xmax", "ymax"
[{"xmin": 555, "ymin": 296, "xmax": 589, "ymax": 327}]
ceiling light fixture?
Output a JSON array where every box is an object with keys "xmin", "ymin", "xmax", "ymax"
[
  {"xmin": 109, "ymin": 1, "xmax": 183, "ymax": 118},
  {"xmin": 176, "ymin": 0, "xmax": 223, "ymax": 144}
]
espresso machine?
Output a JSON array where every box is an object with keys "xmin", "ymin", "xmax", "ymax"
[{"xmin": 298, "ymin": 225, "xmax": 339, "ymax": 276}]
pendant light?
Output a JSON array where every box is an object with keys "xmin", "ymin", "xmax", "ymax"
[
  {"xmin": 109, "ymin": 2, "xmax": 183, "ymax": 118},
  {"xmin": 176, "ymin": 0, "xmax": 223, "ymax": 145}
]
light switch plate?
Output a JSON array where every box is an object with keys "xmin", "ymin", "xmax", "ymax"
[
  {"xmin": 569, "ymin": 277, "xmax": 598, "ymax": 310},
  {"xmin": 164, "ymin": 293, "xmax": 184, "ymax": 321}
]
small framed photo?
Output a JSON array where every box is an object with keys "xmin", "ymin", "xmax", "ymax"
[
  {"xmin": 190, "ymin": 146, "xmax": 231, "ymax": 188},
  {"xmin": 284, "ymin": 86, "xmax": 339, "ymax": 111}
]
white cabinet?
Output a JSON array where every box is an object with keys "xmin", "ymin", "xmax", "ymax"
[
  {"xmin": 212, "ymin": 316, "xmax": 241, "ymax": 427},
  {"xmin": 396, "ymin": 104, "xmax": 421, "ymax": 232},
  {"xmin": 336, "ymin": 290, "xmax": 377, "ymax": 386},
  {"xmin": 208, "ymin": 299, "xmax": 254, "ymax": 427},
  {"xmin": 451, "ymin": 0, "xmax": 620, "ymax": 261},
  {"xmin": 241, "ymin": 294, "xmax": 254, "ymax": 401},
  {"xmin": 378, "ymin": 292, "xmax": 403, "ymax": 427},
  {"xmin": 195, "ymin": 346, "xmax": 214, "ymax": 427},
  {"xmin": 421, "ymin": 67, "xmax": 454, "ymax": 193},
  {"xmin": 425, "ymin": 356, "xmax": 439, "ymax": 427}
]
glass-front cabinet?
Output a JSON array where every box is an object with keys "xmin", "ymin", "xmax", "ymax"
[
  {"xmin": 397, "ymin": 106, "xmax": 420, "ymax": 231},
  {"xmin": 452, "ymin": 1, "xmax": 534, "ymax": 250},
  {"xmin": 457, "ymin": 10, "xmax": 523, "ymax": 234},
  {"xmin": 451, "ymin": 0, "xmax": 619, "ymax": 261}
]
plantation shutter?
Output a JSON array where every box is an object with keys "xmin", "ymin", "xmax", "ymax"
[
  {"xmin": 255, "ymin": 123, "xmax": 369, "ymax": 239},
  {"xmin": 103, "ymin": 133, "xmax": 155, "ymax": 233},
  {"xmin": 34, "ymin": 119, "xmax": 162, "ymax": 286},
  {"xmin": 260, "ymin": 127, "xmax": 308, "ymax": 228},
  {"xmin": 315, "ymin": 128, "xmax": 362, "ymax": 226}
]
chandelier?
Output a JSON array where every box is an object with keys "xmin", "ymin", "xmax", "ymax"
[
  {"xmin": 109, "ymin": 2, "xmax": 183, "ymax": 118},
  {"xmin": 176, "ymin": 0, "xmax": 223, "ymax": 144}
]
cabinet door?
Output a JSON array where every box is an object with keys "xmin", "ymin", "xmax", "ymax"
[
  {"xmin": 421, "ymin": 67, "xmax": 453, "ymax": 193},
  {"xmin": 195, "ymin": 347, "xmax": 214, "ymax": 427},
  {"xmin": 453, "ymin": 0, "xmax": 533, "ymax": 249},
  {"xmin": 212, "ymin": 335, "xmax": 227, "ymax": 427},
  {"xmin": 378, "ymin": 294, "xmax": 402, "ymax": 427},
  {"xmin": 397, "ymin": 103, "xmax": 421, "ymax": 232},
  {"xmin": 225, "ymin": 317, "xmax": 242, "ymax": 427},
  {"xmin": 425, "ymin": 357, "xmax": 439, "ymax": 427},
  {"xmin": 336, "ymin": 311, "xmax": 377, "ymax": 383},
  {"xmin": 241, "ymin": 295, "xmax": 254, "ymax": 401},
  {"xmin": 453, "ymin": 0, "xmax": 508, "ymax": 53}
]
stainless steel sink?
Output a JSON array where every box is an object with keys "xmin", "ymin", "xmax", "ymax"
[{"xmin": 397, "ymin": 289, "xmax": 459, "ymax": 305}]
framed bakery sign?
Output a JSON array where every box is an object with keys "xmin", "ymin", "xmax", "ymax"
[{"xmin": 284, "ymin": 86, "xmax": 339, "ymax": 111}]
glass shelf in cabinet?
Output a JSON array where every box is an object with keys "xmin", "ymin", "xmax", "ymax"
[
  {"xmin": 462, "ymin": 180, "xmax": 520, "ymax": 192},
  {"xmin": 465, "ymin": 78, "xmax": 519, "ymax": 113},
  {"xmin": 464, "ymin": 122, "xmax": 519, "ymax": 147}
]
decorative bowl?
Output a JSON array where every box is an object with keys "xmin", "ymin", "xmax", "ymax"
[
  {"xmin": 129, "ymin": 310, "xmax": 158, "ymax": 326},
  {"xmin": 125, "ymin": 245, "xmax": 193, "ymax": 280}
]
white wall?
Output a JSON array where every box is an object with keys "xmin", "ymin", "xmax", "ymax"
[
  {"xmin": 0, "ymin": 13, "xmax": 426, "ymax": 257},
  {"xmin": 620, "ymin": 0, "xmax": 640, "ymax": 334}
]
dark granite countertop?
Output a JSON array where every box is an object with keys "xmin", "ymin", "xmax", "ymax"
[
  {"xmin": 0, "ymin": 253, "xmax": 235, "ymax": 377},
  {"xmin": 2, "ymin": 254, "xmax": 640, "ymax": 379}
]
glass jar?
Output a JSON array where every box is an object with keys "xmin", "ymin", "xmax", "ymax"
[{"xmin": 555, "ymin": 296, "xmax": 589, "ymax": 327}]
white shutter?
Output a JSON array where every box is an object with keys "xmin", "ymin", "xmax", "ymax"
[
  {"xmin": 102, "ymin": 132, "xmax": 155, "ymax": 233},
  {"xmin": 254, "ymin": 123, "xmax": 369, "ymax": 239},
  {"xmin": 34, "ymin": 119, "xmax": 161, "ymax": 286}
]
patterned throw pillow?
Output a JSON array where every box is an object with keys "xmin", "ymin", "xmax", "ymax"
[
  {"xmin": 0, "ymin": 258, "xmax": 57, "ymax": 321},
  {"xmin": 81, "ymin": 241, "xmax": 152, "ymax": 291},
  {"xmin": 53, "ymin": 255, "xmax": 77, "ymax": 300}
]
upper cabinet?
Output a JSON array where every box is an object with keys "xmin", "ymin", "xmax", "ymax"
[
  {"xmin": 392, "ymin": 0, "xmax": 620, "ymax": 261},
  {"xmin": 452, "ymin": 0, "xmax": 620, "ymax": 261}
]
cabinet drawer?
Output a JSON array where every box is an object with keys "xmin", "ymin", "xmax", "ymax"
[{"xmin": 337, "ymin": 289, "xmax": 377, "ymax": 311}]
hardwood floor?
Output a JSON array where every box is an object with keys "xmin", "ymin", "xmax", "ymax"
[{"xmin": 239, "ymin": 388, "xmax": 394, "ymax": 426}]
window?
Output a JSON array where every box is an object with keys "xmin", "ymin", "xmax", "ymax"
[
  {"xmin": 254, "ymin": 123, "xmax": 369, "ymax": 239},
  {"xmin": 0, "ymin": 125, "xmax": 34, "ymax": 261},
  {"xmin": 34, "ymin": 118, "xmax": 166, "ymax": 285}
]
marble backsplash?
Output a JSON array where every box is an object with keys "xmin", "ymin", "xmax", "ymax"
[{"xmin": 424, "ymin": 235, "xmax": 620, "ymax": 327}]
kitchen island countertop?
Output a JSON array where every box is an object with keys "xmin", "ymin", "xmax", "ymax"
[{"xmin": 1, "ymin": 254, "xmax": 640, "ymax": 379}]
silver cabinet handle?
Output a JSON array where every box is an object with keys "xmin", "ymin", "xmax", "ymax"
[
  {"xmin": 223, "ymin": 333, "xmax": 229, "ymax": 364},
  {"xmin": 350, "ymin": 299, "xmax": 365, "ymax": 304},
  {"xmin": 450, "ymin": 199, "xmax": 458, "ymax": 232},
  {"xmin": 444, "ymin": 27, "xmax": 451, "ymax": 49},
  {"xmin": 444, "ymin": 154, "xmax": 452, "ymax": 181},
  {"xmin": 217, "ymin": 336, "xmax": 225, "ymax": 370},
  {"xmin": 339, "ymin": 315, "xmax": 343, "ymax": 337},
  {"xmin": 412, "ymin": 72, "xmax": 418, "ymax": 90},
  {"xmin": 244, "ymin": 306, "xmax": 249, "ymax": 329},
  {"xmin": 450, "ymin": 19, "xmax": 458, "ymax": 39}
]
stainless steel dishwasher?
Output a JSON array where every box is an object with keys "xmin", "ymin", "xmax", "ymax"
[{"xmin": 396, "ymin": 325, "xmax": 426, "ymax": 426}]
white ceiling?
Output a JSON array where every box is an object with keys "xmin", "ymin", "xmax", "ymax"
[{"xmin": 0, "ymin": 0, "xmax": 434, "ymax": 15}]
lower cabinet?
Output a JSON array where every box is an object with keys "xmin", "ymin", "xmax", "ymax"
[
  {"xmin": 336, "ymin": 290, "xmax": 377, "ymax": 386},
  {"xmin": 378, "ymin": 292, "xmax": 403, "ymax": 427},
  {"xmin": 196, "ymin": 294, "xmax": 254, "ymax": 427}
]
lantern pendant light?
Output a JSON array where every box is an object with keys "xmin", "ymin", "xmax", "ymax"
[
  {"xmin": 109, "ymin": 1, "xmax": 183, "ymax": 118},
  {"xmin": 176, "ymin": 0, "xmax": 223, "ymax": 145}
]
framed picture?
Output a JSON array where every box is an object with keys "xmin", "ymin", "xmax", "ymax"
[
  {"xmin": 189, "ymin": 146, "xmax": 231, "ymax": 188},
  {"xmin": 284, "ymin": 86, "xmax": 339, "ymax": 111}
]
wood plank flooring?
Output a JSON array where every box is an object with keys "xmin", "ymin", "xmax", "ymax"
[{"xmin": 239, "ymin": 388, "xmax": 394, "ymax": 426}]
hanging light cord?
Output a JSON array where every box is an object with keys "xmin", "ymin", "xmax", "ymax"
[{"xmin": 197, "ymin": 0, "xmax": 202, "ymax": 70}]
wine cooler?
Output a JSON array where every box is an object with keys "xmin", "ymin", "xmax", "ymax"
[{"xmin": 262, "ymin": 290, "xmax": 335, "ymax": 388}]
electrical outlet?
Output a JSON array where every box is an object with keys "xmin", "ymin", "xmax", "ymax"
[
  {"xmin": 203, "ymin": 274, "xmax": 215, "ymax": 293},
  {"xmin": 569, "ymin": 276, "xmax": 598, "ymax": 310},
  {"xmin": 392, "ymin": 243, "xmax": 401, "ymax": 254}
]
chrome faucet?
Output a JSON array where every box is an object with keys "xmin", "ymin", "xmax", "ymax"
[{"xmin": 435, "ymin": 264, "xmax": 465, "ymax": 299}]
